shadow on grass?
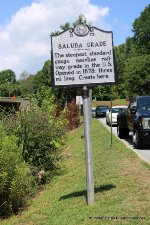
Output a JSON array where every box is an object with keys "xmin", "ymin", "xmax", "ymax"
[{"xmin": 59, "ymin": 184, "xmax": 116, "ymax": 201}]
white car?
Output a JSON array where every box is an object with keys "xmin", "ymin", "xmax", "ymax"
[{"xmin": 106, "ymin": 105, "xmax": 127, "ymax": 126}]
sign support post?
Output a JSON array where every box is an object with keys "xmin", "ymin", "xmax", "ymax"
[{"xmin": 82, "ymin": 86, "xmax": 94, "ymax": 205}]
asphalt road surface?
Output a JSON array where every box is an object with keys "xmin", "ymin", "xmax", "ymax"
[{"xmin": 97, "ymin": 117, "xmax": 150, "ymax": 164}]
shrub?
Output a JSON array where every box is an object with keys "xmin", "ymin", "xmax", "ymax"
[
  {"xmin": 0, "ymin": 122, "xmax": 35, "ymax": 218},
  {"xmin": 66, "ymin": 100, "xmax": 80, "ymax": 130},
  {"xmin": 2, "ymin": 87, "xmax": 78, "ymax": 183},
  {"xmin": 19, "ymin": 109, "xmax": 67, "ymax": 172},
  {"xmin": 2, "ymin": 104, "xmax": 67, "ymax": 179}
]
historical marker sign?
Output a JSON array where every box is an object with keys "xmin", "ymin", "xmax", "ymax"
[
  {"xmin": 51, "ymin": 24, "xmax": 116, "ymax": 205},
  {"xmin": 51, "ymin": 24, "xmax": 116, "ymax": 87}
]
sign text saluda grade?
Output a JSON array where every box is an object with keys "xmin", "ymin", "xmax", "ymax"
[{"xmin": 51, "ymin": 24, "xmax": 116, "ymax": 87}]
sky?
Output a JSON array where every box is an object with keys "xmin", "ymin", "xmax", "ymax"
[{"xmin": 0, "ymin": 0, "xmax": 149, "ymax": 79}]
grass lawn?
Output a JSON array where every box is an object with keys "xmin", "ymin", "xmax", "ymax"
[{"xmin": 1, "ymin": 119, "xmax": 150, "ymax": 225}]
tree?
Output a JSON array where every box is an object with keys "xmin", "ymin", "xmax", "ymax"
[
  {"xmin": 52, "ymin": 14, "xmax": 90, "ymax": 35},
  {"xmin": 20, "ymin": 71, "xmax": 30, "ymax": 81},
  {"xmin": 132, "ymin": 4, "xmax": 150, "ymax": 54},
  {"xmin": 60, "ymin": 22, "xmax": 71, "ymax": 31},
  {"xmin": 114, "ymin": 44, "xmax": 128, "ymax": 98},
  {"xmin": 0, "ymin": 69, "xmax": 16, "ymax": 84},
  {"xmin": 112, "ymin": 5, "xmax": 150, "ymax": 99},
  {"xmin": 92, "ymin": 85, "xmax": 118, "ymax": 101},
  {"xmin": 19, "ymin": 74, "xmax": 35, "ymax": 96},
  {"xmin": 72, "ymin": 13, "xmax": 91, "ymax": 27},
  {"xmin": 125, "ymin": 37, "xmax": 138, "ymax": 58},
  {"xmin": 124, "ymin": 54, "xmax": 150, "ymax": 97},
  {"xmin": 33, "ymin": 60, "xmax": 51, "ymax": 92}
]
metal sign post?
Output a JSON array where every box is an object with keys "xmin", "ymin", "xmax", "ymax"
[{"xmin": 82, "ymin": 86, "xmax": 94, "ymax": 205}]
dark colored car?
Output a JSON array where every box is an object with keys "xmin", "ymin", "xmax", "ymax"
[{"xmin": 95, "ymin": 105, "xmax": 109, "ymax": 117}]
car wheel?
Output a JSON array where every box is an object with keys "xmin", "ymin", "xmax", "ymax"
[
  {"xmin": 117, "ymin": 125, "xmax": 125, "ymax": 138},
  {"xmin": 124, "ymin": 129, "xmax": 129, "ymax": 138},
  {"xmin": 133, "ymin": 128, "xmax": 143, "ymax": 149}
]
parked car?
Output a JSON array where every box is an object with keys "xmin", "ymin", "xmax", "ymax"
[
  {"xmin": 106, "ymin": 105, "xmax": 127, "ymax": 126},
  {"xmin": 117, "ymin": 96, "xmax": 150, "ymax": 148},
  {"xmin": 95, "ymin": 105, "xmax": 109, "ymax": 117}
]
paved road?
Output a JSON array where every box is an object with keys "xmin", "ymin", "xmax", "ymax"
[{"xmin": 97, "ymin": 117, "xmax": 150, "ymax": 164}]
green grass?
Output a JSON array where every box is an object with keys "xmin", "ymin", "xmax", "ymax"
[{"xmin": 1, "ymin": 119, "xmax": 150, "ymax": 225}]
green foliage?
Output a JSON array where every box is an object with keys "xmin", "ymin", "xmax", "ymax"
[
  {"xmin": 0, "ymin": 86, "xmax": 69, "ymax": 219},
  {"xmin": 35, "ymin": 86, "xmax": 55, "ymax": 110},
  {"xmin": 72, "ymin": 13, "xmax": 91, "ymax": 27},
  {"xmin": 0, "ymin": 122, "xmax": 34, "ymax": 218},
  {"xmin": 0, "ymin": 84, "xmax": 9, "ymax": 97},
  {"xmin": 92, "ymin": 85, "xmax": 118, "ymax": 100},
  {"xmin": 114, "ymin": 44, "xmax": 129, "ymax": 98},
  {"xmin": 113, "ymin": 5, "xmax": 150, "ymax": 99},
  {"xmin": 60, "ymin": 22, "xmax": 71, "ymax": 31},
  {"xmin": 4, "ymin": 109, "xmax": 66, "ymax": 171},
  {"xmin": 0, "ymin": 70, "xmax": 16, "ymax": 85},
  {"xmin": 2, "ymin": 83, "xmax": 29, "ymax": 97},
  {"xmin": 18, "ymin": 109, "xmax": 66, "ymax": 171},
  {"xmin": 18, "ymin": 74, "xmax": 35, "ymax": 96},
  {"xmin": 52, "ymin": 14, "xmax": 90, "ymax": 35},
  {"xmin": 33, "ymin": 60, "xmax": 51, "ymax": 93},
  {"xmin": 2, "ymin": 87, "xmax": 67, "ymax": 176},
  {"xmin": 1, "ymin": 119, "xmax": 150, "ymax": 224},
  {"xmin": 0, "ymin": 108, "xmax": 5, "ymax": 120},
  {"xmin": 0, "ymin": 69, "xmax": 35, "ymax": 98},
  {"xmin": 124, "ymin": 54, "xmax": 150, "ymax": 97},
  {"xmin": 54, "ymin": 87, "xmax": 81, "ymax": 107},
  {"xmin": 132, "ymin": 4, "xmax": 150, "ymax": 54},
  {"xmin": 125, "ymin": 37, "xmax": 138, "ymax": 57},
  {"xmin": 114, "ymin": 44, "xmax": 127, "ymax": 82}
]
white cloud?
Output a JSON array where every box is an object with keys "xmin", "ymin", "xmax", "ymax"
[{"xmin": 0, "ymin": 0, "xmax": 109, "ymax": 79}]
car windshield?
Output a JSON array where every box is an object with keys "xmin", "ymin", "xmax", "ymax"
[
  {"xmin": 138, "ymin": 97, "xmax": 150, "ymax": 110},
  {"xmin": 111, "ymin": 108, "xmax": 120, "ymax": 113},
  {"xmin": 96, "ymin": 106, "xmax": 109, "ymax": 110}
]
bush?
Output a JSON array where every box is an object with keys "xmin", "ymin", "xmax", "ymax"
[
  {"xmin": 0, "ymin": 122, "xmax": 35, "ymax": 218},
  {"xmin": 19, "ymin": 109, "xmax": 67, "ymax": 172},
  {"xmin": 66, "ymin": 100, "xmax": 80, "ymax": 130},
  {"xmin": 2, "ymin": 104, "xmax": 67, "ymax": 179},
  {"xmin": 2, "ymin": 87, "xmax": 80, "ymax": 184}
]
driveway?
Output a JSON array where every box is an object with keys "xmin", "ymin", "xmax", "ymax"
[{"xmin": 97, "ymin": 117, "xmax": 150, "ymax": 164}]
